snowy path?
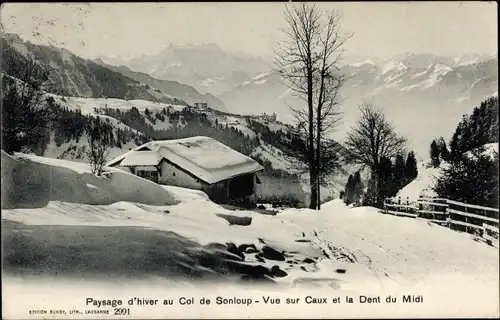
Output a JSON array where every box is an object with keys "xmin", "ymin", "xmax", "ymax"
[{"xmin": 3, "ymin": 193, "xmax": 498, "ymax": 293}]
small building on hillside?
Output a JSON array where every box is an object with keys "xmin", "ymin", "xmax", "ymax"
[
  {"xmin": 261, "ymin": 112, "xmax": 277, "ymax": 122},
  {"xmin": 193, "ymin": 102, "xmax": 208, "ymax": 111},
  {"xmin": 106, "ymin": 136, "xmax": 264, "ymax": 207}
]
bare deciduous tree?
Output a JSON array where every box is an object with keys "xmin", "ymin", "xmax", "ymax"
[
  {"xmin": 276, "ymin": 4, "xmax": 351, "ymax": 209},
  {"xmin": 344, "ymin": 101, "xmax": 407, "ymax": 203},
  {"xmin": 85, "ymin": 117, "xmax": 111, "ymax": 176}
]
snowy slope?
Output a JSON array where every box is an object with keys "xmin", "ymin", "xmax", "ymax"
[
  {"xmin": 1, "ymin": 151, "xmax": 178, "ymax": 208},
  {"xmin": 396, "ymin": 160, "xmax": 448, "ymax": 200},
  {"xmin": 49, "ymin": 94, "xmax": 187, "ymax": 115},
  {"xmin": 48, "ymin": 93, "xmax": 187, "ymax": 134},
  {"xmin": 43, "ymin": 134, "xmax": 138, "ymax": 163}
]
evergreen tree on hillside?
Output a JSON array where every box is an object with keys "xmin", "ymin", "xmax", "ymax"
[
  {"xmin": 436, "ymin": 137, "xmax": 450, "ymax": 161},
  {"xmin": 449, "ymin": 130, "xmax": 460, "ymax": 162},
  {"xmin": 449, "ymin": 115, "xmax": 469, "ymax": 159},
  {"xmin": 434, "ymin": 152, "xmax": 499, "ymax": 208},
  {"xmin": 1, "ymin": 57, "xmax": 50, "ymax": 154},
  {"xmin": 343, "ymin": 171, "xmax": 364, "ymax": 206},
  {"xmin": 363, "ymin": 177, "xmax": 377, "ymax": 206},
  {"xmin": 432, "ymin": 97, "xmax": 498, "ymax": 208},
  {"xmin": 430, "ymin": 140, "xmax": 441, "ymax": 167},
  {"xmin": 405, "ymin": 151, "xmax": 418, "ymax": 181},
  {"xmin": 352, "ymin": 171, "xmax": 364, "ymax": 205},
  {"xmin": 448, "ymin": 97, "xmax": 498, "ymax": 161},
  {"xmin": 343, "ymin": 175, "xmax": 354, "ymax": 205},
  {"xmin": 393, "ymin": 154, "xmax": 406, "ymax": 190},
  {"xmin": 378, "ymin": 157, "xmax": 395, "ymax": 204},
  {"xmin": 485, "ymin": 97, "xmax": 499, "ymax": 142}
]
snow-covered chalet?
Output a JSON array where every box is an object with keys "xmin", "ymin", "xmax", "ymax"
[{"xmin": 106, "ymin": 136, "xmax": 264, "ymax": 206}]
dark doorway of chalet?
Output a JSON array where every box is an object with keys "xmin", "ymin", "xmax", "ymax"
[{"xmin": 228, "ymin": 174, "xmax": 254, "ymax": 199}]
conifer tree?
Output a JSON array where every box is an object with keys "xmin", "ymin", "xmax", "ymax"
[
  {"xmin": 344, "ymin": 174, "xmax": 354, "ymax": 205},
  {"xmin": 1, "ymin": 56, "xmax": 50, "ymax": 154},
  {"xmin": 393, "ymin": 154, "xmax": 406, "ymax": 190},
  {"xmin": 430, "ymin": 140, "xmax": 441, "ymax": 167},
  {"xmin": 352, "ymin": 171, "xmax": 364, "ymax": 205},
  {"xmin": 405, "ymin": 151, "xmax": 418, "ymax": 181},
  {"xmin": 378, "ymin": 157, "xmax": 394, "ymax": 205},
  {"xmin": 434, "ymin": 152, "xmax": 498, "ymax": 208},
  {"xmin": 437, "ymin": 137, "xmax": 450, "ymax": 161}
]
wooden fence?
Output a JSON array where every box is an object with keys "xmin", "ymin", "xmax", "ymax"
[{"xmin": 382, "ymin": 197, "xmax": 499, "ymax": 247}]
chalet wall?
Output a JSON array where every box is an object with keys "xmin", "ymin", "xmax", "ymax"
[
  {"xmin": 257, "ymin": 174, "xmax": 307, "ymax": 206},
  {"xmin": 115, "ymin": 165, "xmax": 157, "ymax": 173},
  {"xmin": 159, "ymin": 160, "xmax": 204, "ymax": 190},
  {"xmin": 113, "ymin": 160, "xmax": 261, "ymax": 207}
]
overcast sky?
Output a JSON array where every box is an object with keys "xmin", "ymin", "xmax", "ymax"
[{"xmin": 1, "ymin": 2, "xmax": 497, "ymax": 61}]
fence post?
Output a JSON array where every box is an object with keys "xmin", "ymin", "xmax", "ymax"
[
  {"xmin": 464, "ymin": 201, "xmax": 468, "ymax": 234},
  {"xmin": 446, "ymin": 199, "xmax": 451, "ymax": 229}
]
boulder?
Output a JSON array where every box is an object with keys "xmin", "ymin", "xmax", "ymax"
[
  {"xmin": 303, "ymin": 258, "xmax": 315, "ymax": 264},
  {"xmin": 270, "ymin": 265, "xmax": 288, "ymax": 278},
  {"xmin": 261, "ymin": 246, "xmax": 285, "ymax": 261}
]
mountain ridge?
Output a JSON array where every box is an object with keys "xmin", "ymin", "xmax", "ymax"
[
  {"xmin": 101, "ymin": 42, "xmax": 272, "ymax": 96},
  {"xmin": 92, "ymin": 59, "xmax": 228, "ymax": 112},
  {"xmin": 0, "ymin": 33, "xmax": 191, "ymax": 106}
]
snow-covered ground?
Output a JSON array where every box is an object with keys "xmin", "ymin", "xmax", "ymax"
[
  {"xmin": 43, "ymin": 132, "xmax": 138, "ymax": 163},
  {"xmin": 2, "ymin": 153, "xmax": 498, "ymax": 317}
]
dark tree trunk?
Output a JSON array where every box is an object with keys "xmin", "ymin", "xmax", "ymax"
[
  {"xmin": 317, "ymin": 177, "xmax": 321, "ymax": 210},
  {"xmin": 307, "ymin": 61, "xmax": 317, "ymax": 210}
]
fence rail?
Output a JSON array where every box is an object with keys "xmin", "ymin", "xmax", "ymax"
[{"xmin": 382, "ymin": 196, "xmax": 499, "ymax": 247}]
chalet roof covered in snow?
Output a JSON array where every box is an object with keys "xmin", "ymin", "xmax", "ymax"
[
  {"xmin": 106, "ymin": 136, "xmax": 264, "ymax": 184},
  {"xmin": 119, "ymin": 150, "xmax": 163, "ymax": 167}
]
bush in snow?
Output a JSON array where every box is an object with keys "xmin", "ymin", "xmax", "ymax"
[{"xmin": 85, "ymin": 117, "xmax": 111, "ymax": 176}]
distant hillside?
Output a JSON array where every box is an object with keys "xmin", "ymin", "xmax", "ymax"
[
  {"xmin": 93, "ymin": 59, "xmax": 228, "ymax": 112},
  {"xmin": 1, "ymin": 33, "xmax": 188, "ymax": 106},
  {"xmin": 1, "ymin": 34, "xmax": 356, "ymax": 205}
]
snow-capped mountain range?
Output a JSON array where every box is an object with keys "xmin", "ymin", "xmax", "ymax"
[
  {"xmin": 98, "ymin": 42, "xmax": 497, "ymax": 157},
  {"xmin": 219, "ymin": 52, "xmax": 497, "ymax": 157}
]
